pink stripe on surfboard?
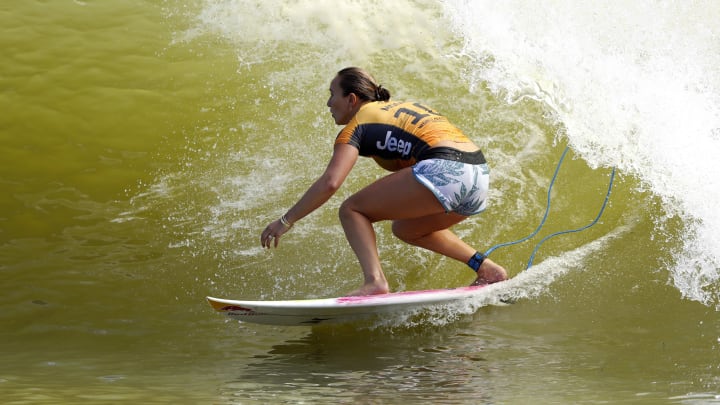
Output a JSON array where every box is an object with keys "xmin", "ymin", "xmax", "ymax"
[{"xmin": 335, "ymin": 285, "xmax": 486, "ymax": 303}]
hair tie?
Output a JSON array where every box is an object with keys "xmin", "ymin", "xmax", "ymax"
[{"xmin": 375, "ymin": 85, "xmax": 382, "ymax": 100}]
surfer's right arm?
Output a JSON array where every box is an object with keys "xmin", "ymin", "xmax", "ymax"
[{"xmin": 260, "ymin": 143, "xmax": 358, "ymax": 248}]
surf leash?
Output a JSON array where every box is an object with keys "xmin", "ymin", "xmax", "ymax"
[{"xmin": 482, "ymin": 146, "xmax": 616, "ymax": 270}]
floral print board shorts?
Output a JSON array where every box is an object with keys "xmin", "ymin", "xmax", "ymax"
[{"xmin": 412, "ymin": 159, "xmax": 490, "ymax": 216}]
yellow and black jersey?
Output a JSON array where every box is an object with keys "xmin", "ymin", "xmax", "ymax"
[{"xmin": 334, "ymin": 101, "xmax": 474, "ymax": 171}]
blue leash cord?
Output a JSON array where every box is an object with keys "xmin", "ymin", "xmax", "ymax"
[
  {"xmin": 524, "ymin": 166, "xmax": 615, "ymax": 269},
  {"xmin": 482, "ymin": 146, "xmax": 616, "ymax": 270}
]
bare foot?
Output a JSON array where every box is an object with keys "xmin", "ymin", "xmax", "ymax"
[
  {"xmin": 470, "ymin": 258, "xmax": 508, "ymax": 286},
  {"xmin": 346, "ymin": 281, "xmax": 390, "ymax": 296}
]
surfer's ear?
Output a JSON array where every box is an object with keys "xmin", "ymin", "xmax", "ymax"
[{"xmin": 348, "ymin": 92, "xmax": 359, "ymax": 106}]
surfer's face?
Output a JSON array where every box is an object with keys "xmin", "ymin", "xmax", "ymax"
[{"xmin": 327, "ymin": 76, "xmax": 356, "ymax": 125}]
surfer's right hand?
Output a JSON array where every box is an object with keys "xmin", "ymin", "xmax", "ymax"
[{"xmin": 261, "ymin": 217, "xmax": 292, "ymax": 248}]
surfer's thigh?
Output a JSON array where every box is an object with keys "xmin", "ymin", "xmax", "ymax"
[
  {"xmin": 391, "ymin": 211, "xmax": 467, "ymax": 242},
  {"xmin": 340, "ymin": 168, "xmax": 445, "ymax": 222}
]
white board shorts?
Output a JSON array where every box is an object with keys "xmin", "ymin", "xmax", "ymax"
[{"xmin": 412, "ymin": 159, "xmax": 490, "ymax": 216}]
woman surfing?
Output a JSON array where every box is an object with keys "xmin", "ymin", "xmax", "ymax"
[{"xmin": 261, "ymin": 67, "xmax": 507, "ymax": 296}]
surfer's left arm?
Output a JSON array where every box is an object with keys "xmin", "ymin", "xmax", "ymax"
[{"xmin": 261, "ymin": 143, "xmax": 358, "ymax": 248}]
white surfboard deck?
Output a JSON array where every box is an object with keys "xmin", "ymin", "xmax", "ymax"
[{"xmin": 207, "ymin": 284, "xmax": 501, "ymax": 326}]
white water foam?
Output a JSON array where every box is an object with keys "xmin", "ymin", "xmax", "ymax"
[
  {"xmin": 440, "ymin": 0, "xmax": 720, "ymax": 306},
  {"xmin": 181, "ymin": 0, "xmax": 454, "ymax": 72}
]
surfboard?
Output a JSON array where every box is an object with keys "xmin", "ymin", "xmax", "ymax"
[{"xmin": 207, "ymin": 284, "xmax": 498, "ymax": 326}]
